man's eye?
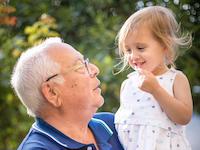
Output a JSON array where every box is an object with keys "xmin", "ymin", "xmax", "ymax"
[{"xmin": 76, "ymin": 66, "xmax": 85, "ymax": 73}]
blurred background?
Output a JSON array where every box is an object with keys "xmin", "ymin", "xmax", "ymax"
[{"xmin": 0, "ymin": 0, "xmax": 199, "ymax": 149}]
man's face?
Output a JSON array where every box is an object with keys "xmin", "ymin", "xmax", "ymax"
[{"xmin": 49, "ymin": 43, "xmax": 104, "ymax": 114}]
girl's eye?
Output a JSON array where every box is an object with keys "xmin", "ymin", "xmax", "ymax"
[
  {"xmin": 137, "ymin": 47, "xmax": 145, "ymax": 51},
  {"xmin": 125, "ymin": 49, "xmax": 132, "ymax": 54}
]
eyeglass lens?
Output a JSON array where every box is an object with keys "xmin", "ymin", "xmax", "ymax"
[{"xmin": 84, "ymin": 58, "xmax": 91, "ymax": 75}]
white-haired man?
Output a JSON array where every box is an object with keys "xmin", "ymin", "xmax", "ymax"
[{"xmin": 11, "ymin": 37, "xmax": 124, "ymax": 150}]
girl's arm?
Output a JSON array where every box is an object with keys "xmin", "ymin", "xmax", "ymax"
[{"xmin": 140, "ymin": 70, "xmax": 193, "ymax": 125}]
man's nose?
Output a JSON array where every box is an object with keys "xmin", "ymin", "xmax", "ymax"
[{"xmin": 90, "ymin": 63, "xmax": 100, "ymax": 77}]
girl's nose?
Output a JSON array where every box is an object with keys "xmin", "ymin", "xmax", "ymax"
[{"xmin": 129, "ymin": 51, "xmax": 140, "ymax": 61}]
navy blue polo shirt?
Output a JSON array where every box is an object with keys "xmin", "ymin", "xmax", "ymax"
[{"xmin": 17, "ymin": 112, "xmax": 124, "ymax": 150}]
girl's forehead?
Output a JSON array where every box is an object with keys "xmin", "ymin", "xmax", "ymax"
[{"xmin": 126, "ymin": 26, "xmax": 152, "ymax": 40}]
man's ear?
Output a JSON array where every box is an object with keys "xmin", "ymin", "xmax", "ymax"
[{"xmin": 41, "ymin": 82, "xmax": 62, "ymax": 107}]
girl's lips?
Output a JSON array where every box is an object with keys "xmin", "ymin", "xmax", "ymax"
[{"xmin": 134, "ymin": 61, "xmax": 145, "ymax": 68}]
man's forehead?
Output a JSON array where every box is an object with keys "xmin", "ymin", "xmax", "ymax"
[
  {"xmin": 47, "ymin": 43, "xmax": 74, "ymax": 53},
  {"xmin": 47, "ymin": 43, "xmax": 83, "ymax": 64}
]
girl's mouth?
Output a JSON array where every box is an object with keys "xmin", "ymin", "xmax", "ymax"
[{"xmin": 134, "ymin": 61, "xmax": 145, "ymax": 69}]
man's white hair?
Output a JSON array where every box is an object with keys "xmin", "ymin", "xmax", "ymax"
[{"xmin": 11, "ymin": 37, "xmax": 64, "ymax": 117}]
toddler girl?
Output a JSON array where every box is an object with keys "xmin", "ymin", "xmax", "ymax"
[{"xmin": 115, "ymin": 6, "xmax": 193, "ymax": 150}]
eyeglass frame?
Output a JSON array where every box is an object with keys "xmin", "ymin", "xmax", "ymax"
[{"xmin": 45, "ymin": 58, "xmax": 91, "ymax": 82}]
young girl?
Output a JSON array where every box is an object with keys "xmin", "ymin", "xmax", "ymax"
[{"xmin": 115, "ymin": 6, "xmax": 193, "ymax": 150}]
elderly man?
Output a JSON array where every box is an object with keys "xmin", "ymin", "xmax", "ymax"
[{"xmin": 11, "ymin": 37, "xmax": 123, "ymax": 150}]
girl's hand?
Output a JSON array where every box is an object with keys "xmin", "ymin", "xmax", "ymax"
[{"xmin": 138, "ymin": 69, "xmax": 160, "ymax": 94}]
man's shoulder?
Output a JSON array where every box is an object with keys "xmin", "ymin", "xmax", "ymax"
[
  {"xmin": 17, "ymin": 128, "xmax": 58, "ymax": 150},
  {"xmin": 93, "ymin": 112, "xmax": 124, "ymax": 150},
  {"xmin": 93, "ymin": 112, "xmax": 115, "ymax": 130},
  {"xmin": 90, "ymin": 112, "xmax": 114, "ymax": 140}
]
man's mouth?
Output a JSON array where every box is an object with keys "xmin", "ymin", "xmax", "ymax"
[{"xmin": 93, "ymin": 84, "xmax": 100, "ymax": 91}]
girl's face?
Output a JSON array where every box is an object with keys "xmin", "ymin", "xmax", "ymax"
[{"xmin": 124, "ymin": 25, "xmax": 168, "ymax": 75}]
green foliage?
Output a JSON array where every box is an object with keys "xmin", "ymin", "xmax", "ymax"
[
  {"xmin": 0, "ymin": 0, "xmax": 199, "ymax": 149},
  {"xmin": 0, "ymin": 2, "xmax": 60, "ymax": 148}
]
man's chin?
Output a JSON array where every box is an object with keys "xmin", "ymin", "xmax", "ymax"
[{"xmin": 96, "ymin": 96, "xmax": 104, "ymax": 108}]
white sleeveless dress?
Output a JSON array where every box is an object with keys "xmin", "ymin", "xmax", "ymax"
[{"xmin": 115, "ymin": 68, "xmax": 191, "ymax": 150}]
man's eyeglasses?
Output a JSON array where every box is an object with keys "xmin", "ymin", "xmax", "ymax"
[{"xmin": 46, "ymin": 58, "xmax": 91, "ymax": 81}]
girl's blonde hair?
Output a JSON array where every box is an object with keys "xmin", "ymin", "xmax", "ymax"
[{"xmin": 115, "ymin": 6, "xmax": 192, "ymax": 73}]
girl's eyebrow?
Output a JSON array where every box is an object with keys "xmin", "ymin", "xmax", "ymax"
[
  {"xmin": 135, "ymin": 42, "xmax": 147, "ymax": 45},
  {"xmin": 124, "ymin": 43, "xmax": 147, "ymax": 49}
]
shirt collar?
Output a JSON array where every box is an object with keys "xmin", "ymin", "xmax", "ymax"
[
  {"xmin": 33, "ymin": 117, "xmax": 113, "ymax": 149},
  {"xmin": 89, "ymin": 118, "xmax": 113, "ymax": 149}
]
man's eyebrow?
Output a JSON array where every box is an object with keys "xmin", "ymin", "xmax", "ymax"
[{"xmin": 74, "ymin": 57, "xmax": 84, "ymax": 64}]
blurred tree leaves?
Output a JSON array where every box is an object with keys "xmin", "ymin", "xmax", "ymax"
[
  {"xmin": 0, "ymin": 2, "xmax": 17, "ymax": 26},
  {"xmin": 0, "ymin": 0, "xmax": 199, "ymax": 149},
  {"xmin": 0, "ymin": 1, "xmax": 60, "ymax": 148},
  {"xmin": 24, "ymin": 14, "xmax": 60, "ymax": 45}
]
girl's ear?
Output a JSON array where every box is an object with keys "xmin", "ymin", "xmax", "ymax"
[{"xmin": 41, "ymin": 82, "xmax": 62, "ymax": 107}]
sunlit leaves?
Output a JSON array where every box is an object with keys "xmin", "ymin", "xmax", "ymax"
[
  {"xmin": 24, "ymin": 14, "xmax": 60, "ymax": 46},
  {"xmin": 0, "ymin": 4, "xmax": 17, "ymax": 26}
]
